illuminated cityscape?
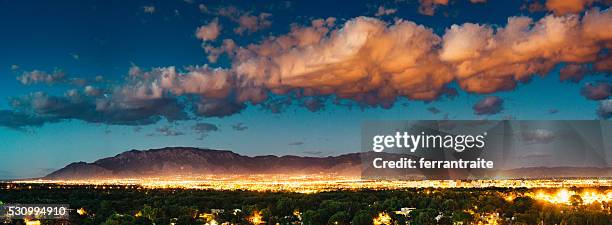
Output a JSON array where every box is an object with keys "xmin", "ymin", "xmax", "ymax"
[
  {"xmin": 3, "ymin": 177, "xmax": 612, "ymax": 224},
  {"xmin": 7, "ymin": 175, "xmax": 612, "ymax": 193}
]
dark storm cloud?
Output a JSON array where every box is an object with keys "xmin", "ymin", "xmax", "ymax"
[
  {"xmin": 426, "ymin": 106, "xmax": 441, "ymax": 114},
  {"xmin": 472, "ymin": 96, "xmax": 504, "ymax": 115},
  {"xmin": 0, "ymin": 110, "xmax": 57, "ymax": 130},
  {"xmin": 581, "ymin": 82, "xmax": 612, "ymax": 100},
  {"xmin": 0, "ymin": 91, "xmax": 188, "ymax": 129},
  {"xmin": 231, "ymin": 122, "xmax": 248, "ymax": 131}
]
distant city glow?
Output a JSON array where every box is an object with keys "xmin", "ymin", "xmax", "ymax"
[
  {"xmin": 529, "ymin": 189, "xmax": 612, "ymax": 205},
  {"xmin": 9, "ymin": 175, "xmax": 612, "ymax": 193}
]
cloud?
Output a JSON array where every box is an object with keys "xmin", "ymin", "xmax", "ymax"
[
  {"xmin": 196, "ymin": 18, "xmax": 221, "ymax": 41},
  {"xmin": 525, "ymin": 1, "xmax": 547, "ymax": 13},
  {"xmin": 0, "ymin": 90, "xmax": 188, "ymax": 129},
  {"xmin": 595, "ymin": 55, "xmax": 612, "ymax": 72},
  {"xmin": 302, "ymin": 98, "xmax": 324, "ymax": 112},
  {"xmin": 581, "ymin": 82, "xmax": 611, "ymax": 100},
  {"xmin": 133, "ymin": 126, "xmax": 143, "ymax": 132},
  {"xmin": 17, "ymin": 70, "xmax": 66, "ymax": 85},
  {"xmin": 375, "ymin": 6, "xmax": 397, "ymax": 17},
  {"xmin": 546, "ymin": 0, "xmax": 594, "ymax": 15},
  {"xmin": 231, "ymin": 122, "xmax": 248, "ymax": 131},
  {"xmin": 3, "ymin": 8, "xmax": 612, "ymax": 126},
  {"xmin": 427, "ymin": 106, "xmax": 442, "ymax": 114},
  {"xmin": 202, "ymin": 6, "xmax": 272, "ymax": 35},
  {"xmin": 0, "ymin": 110, "xmax": 56, "ymax": 130},
  {"xmin": 559, "ymin": 64, "xmax": 590, "ymax": 82},
  {"xmin": 597, "ymin": 99, "xmax": 612, "ymax": 119},
  {"xmin": 521, "ymin": 128, "xmax": 556, "ymax": 144},
  {"xmin": 233, "ymin": 12, "xmax": 272, "ymax": 35},
  {"xmin": 473, "ymin": 96, "xmax": 504, "ymax": 115},
  {"xmin": 84, "ymin": 85, "xmax": 103, "ymax": 97},
  {"xmin": 418, "ymin": 0, "xmax": 449, "ymax": 16},
  {"xmin": 204, "ymin": 39, "xmax": 237, "ymax": 63},
  {"xmin": 192, "ymin": 122, "xmax": 219, "ymax": 134},
  {"xmin": 155, "ymin": 125, "xmax": 185, "ymax": 136},
  {"xmin": 289, "ymin": 141, "xmax": 304, "ymax": 146},
  {"xmin": 143, "ymin": 6, "xmax": 155, "ymax": 14},
  {"xmin": 70, "ymin": 53, "xmax": 80, "ymax": 60}
]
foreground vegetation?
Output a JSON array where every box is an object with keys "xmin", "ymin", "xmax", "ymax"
[{"xmin": 1, "ymin": 183, "xmax": 611, "ymax": 224}]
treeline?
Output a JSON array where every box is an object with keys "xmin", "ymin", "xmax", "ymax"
[{"xmin": 1, "ymin": 184, "xmax": 611, "ymax": 225}]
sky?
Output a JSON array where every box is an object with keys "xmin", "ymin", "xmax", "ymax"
[{"xmin": 0, "ymin": 0, "xmax": 611, "ymax": 179}]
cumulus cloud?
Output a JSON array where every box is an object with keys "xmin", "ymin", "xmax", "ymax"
[
  {"xmin": 196, "ymin": 18, "xmax": 221, "ymax": 41},
  {"xmin": 375, "ymin": 6, "xmax": 397, "ymax": 17},
  {"xmin": 17, "ymin": 70, "xmax": 66, "ymax": 85},
  {"xmin": 597, "ymin": 99, "xmax": 612, "ymax": 119},
  {"xmin": 204, "ymin": 39, "xmax": 236, "ymax": 63},
  {"xmin": 581, "ymin": 82, "xmax": 611, "ymax": 100},
  {"xmin": 233, "ymin": 12, "xmax": 272, "ymax": 35},
  {"xmin": 473, "ymin": 96, "xmax": 504, "ymax": 115},
  {"xmin": 3, "ymin": 8, "xmax": 612, "ymax": 128}
]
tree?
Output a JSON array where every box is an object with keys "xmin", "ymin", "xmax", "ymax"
[
  {"xmin": 352, "ymin": 210, "xmax": 372, "ymax": 225},
  {"xmin": 302, "ymin": 210, "xmax": 322, "ymax": 225},
  {"xmin": 328, "ymin": 211, "xmax": 350, "ymax": 225},
  {"xmin": 569, "ymin": 194, "xmax": 583, "ymax": 206}
]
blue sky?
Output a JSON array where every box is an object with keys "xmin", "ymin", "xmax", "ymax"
[{"xmin": 0, "ymin": 0, "xmax": 610, "ymax": 178}]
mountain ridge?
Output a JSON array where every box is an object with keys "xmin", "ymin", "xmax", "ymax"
[
  {"xmin": 45, "ymin": 147, "xmax": 363, "ymax": 179},
  {"xmin": 44, "ymin": 147, "xmax": 612, "ymax": 180}
]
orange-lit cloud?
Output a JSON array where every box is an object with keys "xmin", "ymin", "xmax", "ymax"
[
  {"xmin": 196, "ymin": 18, "xmax": 221, "ymax": 41},
  {"xmin": 125, "ymin": 8, "xmax": 612, "ymax": 116},
  {"xmin": 546, "ymin": 0, "xmax": 594, "ymax": 15}
]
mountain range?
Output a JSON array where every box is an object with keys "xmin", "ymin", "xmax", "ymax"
[{"xmin": 45, "ymin": 147, "xmax": 612, "ymax": 180}]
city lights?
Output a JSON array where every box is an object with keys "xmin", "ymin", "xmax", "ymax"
[{"xmin": 7, "ymin": 175, "xmax": 612, "ymax": 193}]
